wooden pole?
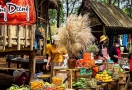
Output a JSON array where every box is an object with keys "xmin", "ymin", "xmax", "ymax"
[
  {"xmin": 8, "ymin": 25, "xmax": 12, "ymax": 47},
  {"xmin": 103, "ymin": 25, "xmax": 106, "ymax": 35},
  {"xmin": 29, "ymin": 51, "xmax": 36, "ymax": 82},
  {"xmin": 3, "ymin": 25, "xmax": 7, "ymax": 50},
  {"xmin": 17, "ymin": 25, "xmax": 20, "ymax": 50},
  {"xmin": 25, "ymin": 25, "xmax": 28, "ymax": 47},
  {"xmin": 30, "ymin": 25, "xmax": 36, "ymax": 50}
]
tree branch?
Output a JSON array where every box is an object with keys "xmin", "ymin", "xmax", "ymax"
[
  {"xmin": 113, "ymin": 0, "xmax": 117, "ymax": 5},
  {"xmin": 70, "ymin": 0, "xmax": 77, "ymax": 14},
  {"xmin": 66, "ymin": 0, "xmax": 69, "ymax": 17}
]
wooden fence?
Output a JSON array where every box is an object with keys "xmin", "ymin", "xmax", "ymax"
[{"xmin": 0, "ymin": 24, "xmax": 36, "ymax": 51}]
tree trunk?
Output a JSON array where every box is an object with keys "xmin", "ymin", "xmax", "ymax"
[
  {"xmin": 118, "ymin": 0, "xmax": 120, "ymax": 7},
  {"xmin": 57, "ymin": 8, "xmax": 60, "ymax": 28},
  {"xmin": 108, "ymin": 0, "xmax": 112, "ymax": 4},
  {"xmin": 66, "ymin": 0, "xmax": 69, "ymax": 17}
]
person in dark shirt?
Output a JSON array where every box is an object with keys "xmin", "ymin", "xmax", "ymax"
[{"xmin": 109, "ymin": 39, "xmax": 121, "ymax": 64}]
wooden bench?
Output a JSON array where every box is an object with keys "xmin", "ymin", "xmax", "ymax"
[
  {"xmin": 37, "ymin": 74, "xmax": 51, "ymax": 82},
  {"xmin": 0, "ymin": 67, "xmax": 29, "ymax": 71}
]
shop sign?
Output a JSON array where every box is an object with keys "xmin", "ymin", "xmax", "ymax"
[{"xmin": 0, "ymin": 0, "xmax": 36, "ymax": 25}]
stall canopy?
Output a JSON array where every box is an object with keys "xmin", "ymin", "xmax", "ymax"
[
  {"xmin": 90, "ymin": 1, "xmax": 132, "ymax": 28},
  {"xmin": 78, "ymin": 1, "xmax": 132, "ymax": 35}
]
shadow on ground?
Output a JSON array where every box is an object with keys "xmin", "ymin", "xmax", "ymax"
[{"xmin": 0, "ymin": 70, "xmax": 14, "ymax": 90}]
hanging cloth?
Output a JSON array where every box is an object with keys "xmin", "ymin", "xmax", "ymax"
[
  {"xmin": 122, "ymin": 34, "xmax": 128, "ymax": 47},
  {"xmin": 0, "ymin": 0, "xmax": 36, "ymax": 25}
]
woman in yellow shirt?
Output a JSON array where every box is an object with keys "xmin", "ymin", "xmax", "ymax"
[{"xmin": 46, "ymin": 35, "xmax": 68, "ymax": 70}]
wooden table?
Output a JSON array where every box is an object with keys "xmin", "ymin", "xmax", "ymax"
[
  {"xmin": 118, "ymin": 71, "xmax": 130, "ymax": 90},
  {"xmin": 52, "ymin": 68, "xmax": 79, "ymax": 89},
  {"xmin": 8, "ymin": 58, "xmax": 47, "ymax": 72}
]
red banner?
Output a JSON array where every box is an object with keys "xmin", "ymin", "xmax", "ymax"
[{"xmin": 0, "ymin": 0, "xmax": 36, "ymax": 25}]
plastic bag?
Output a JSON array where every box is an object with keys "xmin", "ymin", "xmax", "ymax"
[
  {"xmin": 13, "ymin": 69, "xmax": 29, "ymax": 85},
  {"xmin": 15, "ymin": 72, "xmax": 29, "ymax": 85}
]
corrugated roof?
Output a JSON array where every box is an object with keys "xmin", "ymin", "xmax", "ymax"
[{"xmin": 90, "ymin": 1, "xmax": 132, "ymax": 28}]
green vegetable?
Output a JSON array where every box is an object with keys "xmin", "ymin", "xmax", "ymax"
[
  {"xmin": 6, "ymin": 84, "xmax": 30, "ymax": 90},
  {"xmin": 72, "ymin": 78, "xmax": 87, "ymax": 89}
]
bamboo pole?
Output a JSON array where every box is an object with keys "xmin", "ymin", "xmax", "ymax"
[
  {"xmin": 8, "ymin": 25, "xmax": 12, "ymax": 47},
  {"xmin": 19, "ymin": 25, "xmax": 25, "ymax": 45},
  {"xmin": 0, "ymin": 25, "xmax": 3, "ymax": 43},
  {"xmin": 0, "ymin": 25, "xmax": 3, "ymax": 50},
  {"xmin": 25, "ymin": 25, "xmax": 28, "ymax": 47},
  {"xmin": 17, "ymin": 25, "xmax": 20, "ymax": 50},
  {"xmin": 30, "ymin": 24, "xmax": 36, "ymax": 50},
  {"xmin": 3, "ymin": 25, "xmax": 7, "ymax": 50}
]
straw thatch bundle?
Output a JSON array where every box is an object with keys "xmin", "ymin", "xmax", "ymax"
[{"xmin": 57, "ymin": 14, "xmax": 95, "ymax": 57}]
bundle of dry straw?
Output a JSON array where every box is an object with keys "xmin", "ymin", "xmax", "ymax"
[{"xmin": 57, "ymin": 14, "xmax": 95, "ymax": 57}]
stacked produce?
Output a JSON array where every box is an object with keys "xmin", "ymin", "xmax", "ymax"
[
  {"xmin": 6, "ymin": 84, "xmax": 30, "ymax": 90},
  {"xmin": 52, "ymin": 77, "xmax": 62, "ymax": 85},
  {"xmin": 87, "ymin": 78, "xmax": 97, "ymax": 88},
  {"xmin": 76, "ymin": 53, "xmax": 95, "ymax": 68},
  {"xmin": 45, "ymin": 82, "xmax": 66, "ymax": 90},
  {"xmin": 72, "ymin": 78, "xmax": 98, "ymax": 88},
  {"xmin": 95, "ymin": 70, "xmax": 112, "ymax": 82},
  {"xmin": 30, "ymin": 80, "xmax": 44, "ymax": 90},
  {"xmin": 72, "ymin": 78, "xmax": 87, "ymax": 89}
]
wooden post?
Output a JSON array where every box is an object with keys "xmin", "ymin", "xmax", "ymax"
[
  {"xmin": 3, "ymin": 25, "xmax": 7, "ymax": 50},
  {"xmin": 29, "ymin": 51, "xmax": 36, "ymax": 82},
  {"xmin": 30, "ymin": 25, "xmax": 36, "ymax": 50},
  {"xmin": 25, "ymin": 25, "xmax": 28, "ymax": 47},
  {"xmin": 103, "ymin": 25, "xmax": 106, "ymax": 35},
  {"xmin": 8, "ymin": 25, "xmax": 12, "ymax": 47},
  {"xmin": 17, "ymin": 25, "xmax": 20, "ymax": 50}
]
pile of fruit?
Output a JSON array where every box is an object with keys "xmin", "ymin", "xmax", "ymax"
[
  {"xmin": 30, "ymin": 80, "xmax": 44, "ymax": 90},
  {"xmin": 72, "ymin": 78, "xmax": 87, "ymax": 89},
  {"xmin": 45, "ymin": 82, "xmax": 66, "ymax": 90},
  {"xmin": 52, "ymin": 77, "xmax": 62, "ymax": 85},
  {"xmin": 95, "ymin": 70, "xmax": 112, "ymax": 82},
  {"xmin": 6, "ymin": 84, "xmax": 30, "ymax": 90},
  {"xmin": 87, "ymin": 78, "xmax": 97, "ymax": 88}
]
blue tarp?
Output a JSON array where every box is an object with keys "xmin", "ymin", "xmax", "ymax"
[{"xmin": 122, "ymin": 34, "xmax": 128, "ymax": 47}]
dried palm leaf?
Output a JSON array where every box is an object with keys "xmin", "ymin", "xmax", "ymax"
[{"xmin": 57, "ymin": 14, "xmax": 95, "ymax": 57}]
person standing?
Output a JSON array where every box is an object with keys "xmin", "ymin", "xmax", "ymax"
[
  {"xmin": 45, "ymin": 35, "xmax": 68, "ymax": 83},
  {"xmin": 98, "ymin": 35, "xmax": 110, "ymax": 61},
  {"xmin": 109, "ymin": 39, "xmax": 121, "ymax": 64}
]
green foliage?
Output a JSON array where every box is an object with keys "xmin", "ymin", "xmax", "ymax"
[
  {"xmin": 86, "ymin": 44, "xmax": 99, "ymax": 53},
  {"xmin": 122, "ymin": 7, "xmax": 132, "ymax": 18}
]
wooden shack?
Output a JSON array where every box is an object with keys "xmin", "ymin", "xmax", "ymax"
[
  {"xmin": 78, "ymin": 0, "xmax": 132, "ymax": 45},
  {"xmin": 0, "ymin": 0, "xmax": 61, "ymax": 81}
]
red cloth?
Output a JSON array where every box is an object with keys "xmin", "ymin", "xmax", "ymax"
[
  {"xmin": 0, "ymin": 0, "xmax": 36, "ymax": 25},
  {"xmin": 116, "ymin": 47, "xmax": 121, "ymax": 59},
  {"xmin": 130, "ymin": 55, "xmax": 132, "ymax": 71}
]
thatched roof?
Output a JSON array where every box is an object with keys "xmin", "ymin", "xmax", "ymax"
[{"xmin": 90, "ymin": 1, "xmax": 132, "ymax": 28}]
